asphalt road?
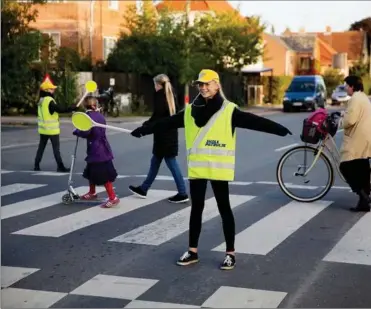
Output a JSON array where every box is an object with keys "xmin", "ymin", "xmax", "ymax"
[{"xmin": 2, "ymin": 110, "xmax": 371, "ymax": 308}]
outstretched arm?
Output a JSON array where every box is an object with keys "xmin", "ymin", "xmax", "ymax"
[
  {"xmin": 232, "ymin": 108, "xmax": 291, "ymax": 136},
  {"xmin": 73, "ymin": 128, "xmax": 91, "ymax": 138},
  {"xmin": 131, "ymin": 110, "xmax": 185, "ymax": 137}
]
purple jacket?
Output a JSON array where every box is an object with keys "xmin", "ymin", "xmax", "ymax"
[{"xmin": 73, "ymin": 110, "xmax": 114, "ymax": 163}]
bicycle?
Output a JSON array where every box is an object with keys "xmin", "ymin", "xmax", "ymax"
[
  {"xmin": 276, "ymin": 112, "xmax": 370, "ymax": 203},
  {"xmin": 98, "ymin": 87, "xmax": 120, "ymax": 117}
]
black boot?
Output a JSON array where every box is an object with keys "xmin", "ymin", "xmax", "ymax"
[
  {"xmin": 57, "ymin": 166, "xmax": 70, "ymax": 173},
  {"xmin": 350, "ymin": 190, "xmax": 370, "ymax": 212}
]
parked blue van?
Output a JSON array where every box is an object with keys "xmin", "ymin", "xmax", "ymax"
[{"xmin": 283, "ymin": 75, "xmax": 327, "ymax": 112}]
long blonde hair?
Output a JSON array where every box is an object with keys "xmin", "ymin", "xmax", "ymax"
[{"xmin": 153, "ymin": 74, "xmax": 176, "ymax": 116}]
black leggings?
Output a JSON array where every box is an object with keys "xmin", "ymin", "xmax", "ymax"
[
  {"xmin": 189, "ymin": 179, "xmax": 235, "ymax": 252},
  {"xmin": 340, "ymin": 158, "xmax": 370, "ymax": 194}
]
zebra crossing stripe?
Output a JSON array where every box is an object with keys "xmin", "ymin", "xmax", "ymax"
[
  {"xmin": 31, "ymin": 171, "xmax": 69, "ymax": 176},
  {"xmin": 109, "ymin": 194, "xmax": 255, "ymax": 246},
  {"xmin": 1, "ymin": 288, "xmax": 67, "ymax": 308},
  {"xmin": 1, "ymin": 266, "xmax": 40, "ymax": 288},
  {"xmin": 12, "ymin": 190, "xmax": 176, "ymax": 238},
  {"xmin": 212, "ymin": 200, "xmax": 333, "ymax": 255},
  {"xmin": 323, "ymin": 212, "xmax": 371, "ymax": 266},
  {"xmin": 1, "ymin": 183, "xmax": 47, "ymax": 197},
  {"xmin": 1, "ymin": 186, "xmax": 106, "ymax": 220}
]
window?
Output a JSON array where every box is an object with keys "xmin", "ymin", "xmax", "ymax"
[
  {"xmin": 299, "ymin": 57, "xmax": 310, "ymax": 70},
  {"xmin": 109, "ymin": 0, "xmax": 119, "ymax": 10},
  {"xmin": 103, "ymin": 37, "xmax": 117, "ymax": 61},
  {"xmin": 37, "ymin": 32, "xmax": 61, "ymax": 62},
  {"xmin": 46, "ymin": 32, "xmax": 61, "ymax": 49}
]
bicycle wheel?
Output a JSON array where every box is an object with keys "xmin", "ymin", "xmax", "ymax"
[{"xmin": 276, "ymin": 145, "xmax": 334, "ymax": 202}]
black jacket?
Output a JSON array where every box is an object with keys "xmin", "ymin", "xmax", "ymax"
[
  {"xmin": 135, "ymin": 92, "xmax": 291, "ymax": 138},
  {"xmin": 143, "ymin": 88, "xmax": 179, "ymax": 158}
]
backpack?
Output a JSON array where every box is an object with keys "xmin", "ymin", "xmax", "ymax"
[{"xmin": 300, "ymin": 108, "xmax": 328, "ymax": 144}]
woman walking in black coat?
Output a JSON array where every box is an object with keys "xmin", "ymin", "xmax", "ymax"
[{"xmin": 129, "ymin": 74, "xmax": 189, "ymax": 203}]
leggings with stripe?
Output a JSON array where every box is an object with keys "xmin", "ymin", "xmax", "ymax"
[{"xmin": 188, "ymin": 179, "xmax": 235, "ymax": 252}]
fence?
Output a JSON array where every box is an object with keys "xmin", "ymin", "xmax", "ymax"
[{"xmin": 87, "ymin": 71, "xmax": 249, "ymax": 110}]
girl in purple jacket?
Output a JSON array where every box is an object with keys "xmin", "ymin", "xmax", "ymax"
[{"xmin": 73, "ymin": 96, "xmax": 120, "ymax": 208}]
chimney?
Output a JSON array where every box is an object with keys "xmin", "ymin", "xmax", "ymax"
[
  {"xmin": 325, "ymin": 26, "xmax": 332, "ymax": 34},
  {"xmin": 282, "ymin": 27, "xmax": 291, "ymax": 36}
]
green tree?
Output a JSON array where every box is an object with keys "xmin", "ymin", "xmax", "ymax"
[
  {"xmin": 192, "ymin": 12, "xmax": 265, "ymax": 72},
  {"xmin": 323, "ymin": 68, "xmax": 345, "ymax": 98},
  {"xmin": 349, "ymin": 17, "xmax": 371, "ymax": 35},
  {"xmin": 107, "ymin": 5, "xmax": 265, "ymax": 85},
  {"xmin": 1, "ymin": 0, "xmax": 46, "ymax": 113}
]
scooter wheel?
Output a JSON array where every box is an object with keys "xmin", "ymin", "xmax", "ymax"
[{"xmin": 62, "ymin": 193, "xmax": 73, "ymax": 205}]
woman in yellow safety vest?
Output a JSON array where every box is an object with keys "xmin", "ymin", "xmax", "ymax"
[
  {"xmin": 34, "ymin": 74, "xmax": 77, "ymax": 172},
  {"xmin": 130, "ymin": 69, "xmax": 292, "ymax": 270}
]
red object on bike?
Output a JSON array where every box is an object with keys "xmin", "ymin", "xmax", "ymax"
[{"xmin": 300, "ymin": 108, "xmax": 328, "ymax": 144}]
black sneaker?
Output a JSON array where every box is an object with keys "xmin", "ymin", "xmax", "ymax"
[
  {"xmin": 220, "ymin": 254, "xmax": 235, "ymax": 270},
  {"xmin": 34, "ymin": 166, "xmax": 40, "ymax": 171},
  {"xmin": 168, "ymin": 193, "xmax": 189, "ymax": 203},
  {"xmin": 57, "ymin": 167, "xmax": 70, "ymax": 173},
  {"xmin": 176, "ymin": 251, "xmax": 199, "ymax": 266},
  {"xmin": 129, "ymin": 185, "xmax": 147, "ymax": 198}
]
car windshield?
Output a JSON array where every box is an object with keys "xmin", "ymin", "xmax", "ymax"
[{"xmin": 286, "ymin": 81, "xmax": 315, "ymax": 93}]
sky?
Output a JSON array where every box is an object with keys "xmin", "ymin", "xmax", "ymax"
[{"xmin": 227, "ymin": 1, "xmax": 371, "ymax": 34}]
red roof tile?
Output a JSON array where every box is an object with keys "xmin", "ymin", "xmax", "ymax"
[
  {"xmin": 155, "ymin": 0, "xmax": 237, "ymax": 14},
  {"xmin": 286, "ymin": 30, "xmax": 365, "ymax": 61},
  {"xmin": 317, "ymin": 31, "xmax": 364, "ymax": 61}
]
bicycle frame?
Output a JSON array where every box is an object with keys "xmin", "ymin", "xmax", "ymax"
[{"xmin": 302, "ymin": 133, "xmax": 346, "ymax": 182}]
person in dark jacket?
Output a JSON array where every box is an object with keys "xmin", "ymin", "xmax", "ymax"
[
  {"xmin": 130, "ymin": 69, "xmax": 292, "ymax": 270},
  {"xmin": 73, "ymin": 96, "xmax": 119, "ymax": 208},
  {"xmin": 129, "ymin": 74, "xmax": 189, "ymax": 203}
]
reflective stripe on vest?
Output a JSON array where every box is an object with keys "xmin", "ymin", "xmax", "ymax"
[
  {"xmin": 184, "ymin": 100, "xmax": 237, "ymax": 181},
  {"xmin": 37, "ymin": 96, "xmax": 60, "ymax": 135}
]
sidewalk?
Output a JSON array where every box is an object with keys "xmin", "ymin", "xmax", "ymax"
[{"xmin": 1, "ymin": 105, "xmax": 282, "ymax": 126}]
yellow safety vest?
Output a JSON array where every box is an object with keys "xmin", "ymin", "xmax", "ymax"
[
  {"xmin": 184, "ymin": 100, "xmax": 237, "ymax": 181},
  {"xmin": 37, "ymin": 96, "xmax": 60, "ymax": 135}
]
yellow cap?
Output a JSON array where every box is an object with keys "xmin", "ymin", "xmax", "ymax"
[
  {"xmin": 196, "ymin": 69, "xmax": 220, "ymax": 83},
  {"xmin": 40, "ymin": 74, "xmax": 57, "ymax": 91}
]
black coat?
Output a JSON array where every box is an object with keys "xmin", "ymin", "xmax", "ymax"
[{"xmin": 143, "ymin": 89, "xmax": 179, "ymax": 158}]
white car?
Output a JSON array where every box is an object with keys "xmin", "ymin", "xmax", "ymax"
[{"xmin": 331, "ymin": 85, "xmax": 350, "ymax": 105}]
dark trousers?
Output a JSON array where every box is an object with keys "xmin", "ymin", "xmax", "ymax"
[
  {"xmin": 189, "ymin": 179, "xmax": 235, "ymax": 252},
  {"xmin": 340, "ymin": 158, "xmax": 370, "ymax": 195},
  {"xmin": 34, "ymin": 134, "xmax": 64, "ymax": 168}
]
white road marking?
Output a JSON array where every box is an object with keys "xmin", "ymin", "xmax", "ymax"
[
  {"xmin": 125, "ymin": 300, "xmax": 199, "ymax": 308},
  {"xmin": 1, "ymin": 288, "xmax": 67, "ymax": 308},
  {"xmin": 1, "ymin": 186, "xmax": 106, "ymax": 220},
  {"xmin": 109, "ymin": 194, "xmax": 255, "ymax": 246},
  {"xmin": 213, "ymin": 200, "xmax": 333, "ymax": 255},
  {"xmin": 1, "ymin": 266, "xmax": 40, "ymax": 288},
  {"xmin": 256, "ymin": 181, "xmax": 278, "ymax": 185},
  {"xmin": 323, "ymin": 212, "xmax": 371, "ymax": 266},
  {"xmin": 31, "ymin": 171, "xmax": 69, "ymax": 176},
  {"xmin": 1, "ymin": 170, "xmax": 14, "ymax": 174},
  {"xmin": 1, "ymin": 183, "xmax": 47, "ymax": 197},
  {"xmin": 274, "ymin": 143, "xmax": 298, "ymax": 152},
  {"xmin": 12, "ymin": 190, "xmax": 176, "ymax": 237},
  {"xmin": 70, "ymin": 274, "xmax": 158, "ymax": 300},
  {"xmin": 201, "ymin": 286, "xmax": 287, "ymax": 308}
]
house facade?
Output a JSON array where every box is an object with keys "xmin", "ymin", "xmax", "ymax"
[
  {"xmin": 29, "ymin": 0, "xmax": 140, "ymax": 63},
  {"xmin": 280, "ymin": 27, "xmax": 370, "ymax": 76}
]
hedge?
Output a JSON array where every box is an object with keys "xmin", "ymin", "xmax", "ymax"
[{"xmin": 261, "ymin": 75, "xmax": 293, "ymax": 105}]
